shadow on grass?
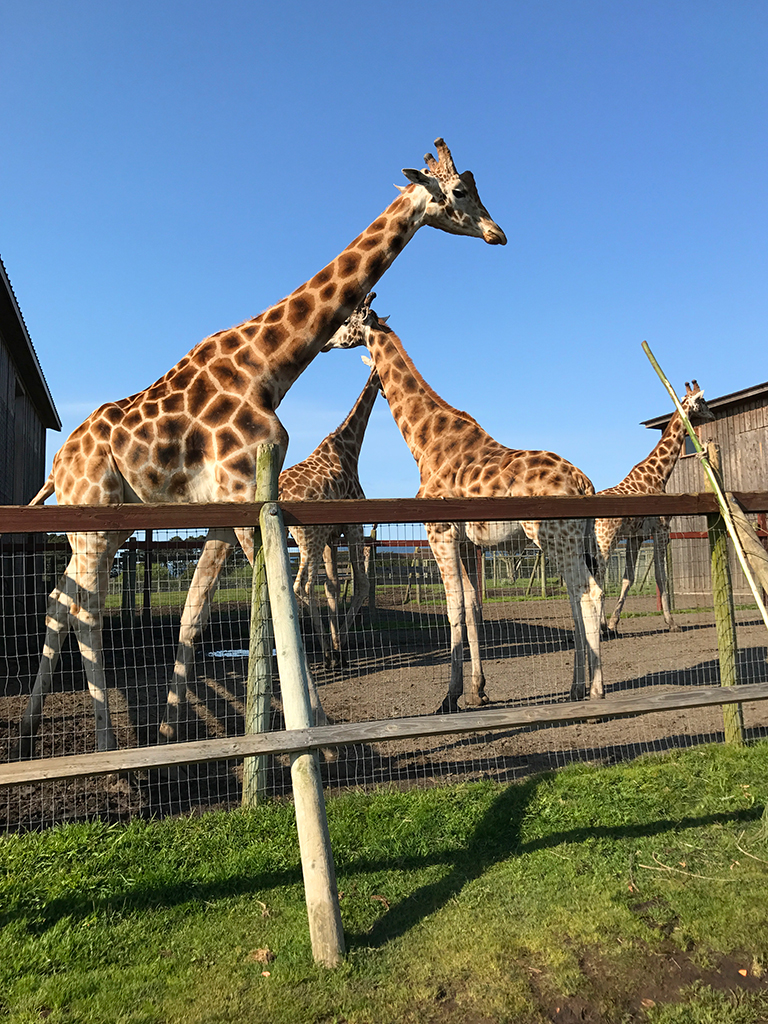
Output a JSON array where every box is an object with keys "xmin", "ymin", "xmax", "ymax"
[{"xmin": 344, "ymin": 779, "xmax": 765, "ymax": 950}]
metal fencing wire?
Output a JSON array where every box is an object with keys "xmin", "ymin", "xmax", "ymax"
[{"xmin": 1, "ymin": 517, "xmax": 767, "ymax": 830}]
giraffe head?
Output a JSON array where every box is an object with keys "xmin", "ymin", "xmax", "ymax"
[
  {"xmin": 681, "ymin": 380, "xmax": 715, "ymax": 425},
  {"xmin": 321, "ymin": 291, "xmax": 383, "ymax": 352},
  {"xmin": 401, "ymin": 138, "xmax": 507, "ymax": 245}
]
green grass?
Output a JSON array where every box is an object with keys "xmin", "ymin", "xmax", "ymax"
[{"xmin": 3, "ymin": 744, "xmax": 768, "ymax": 1022}]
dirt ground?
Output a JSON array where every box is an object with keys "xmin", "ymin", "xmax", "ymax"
[{"xmin": 1, "ymin": 591, "xmax": 767, "ymax": 828}]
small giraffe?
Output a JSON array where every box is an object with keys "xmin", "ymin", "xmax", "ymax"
[
  {"xmin": 325, "ymin": 294, "xmax": 604, "ymax": 710},
  {"xmin": 279, "ymin": 369, "xmax": 380, "ymax": 668},
  {"xmin": 16, "ymin": 139, "xmax": 506, "ymax": 756},
  {"xmin": 594, "ymin": 380, "xmax": 714, "ymax": 635}
]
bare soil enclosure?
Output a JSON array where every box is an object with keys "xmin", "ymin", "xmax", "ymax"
[{"xmin": 2, "ymin": 580, "xmax": 767, "ymax": 830}]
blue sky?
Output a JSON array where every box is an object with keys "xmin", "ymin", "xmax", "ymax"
[{"xmin": 2, "ymin": 1, "xmax": 766, "ymax": 499}]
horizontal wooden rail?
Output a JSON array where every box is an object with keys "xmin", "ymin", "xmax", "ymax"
[
  {"xmin": 2, "ymin": 492, "xmax": 767, "ymax": 533},
  {"xmin": 2, "ymin": 681, "xmax": 768, "ymax": 788}
]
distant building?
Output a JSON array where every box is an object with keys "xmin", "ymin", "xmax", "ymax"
[
  {"xmin": 642, "ymin": 380, "xmax": 768, "ymax": 602},
  {"xmin": 0, "ymin": 256, "xmax": 61, "ymax": 505}
]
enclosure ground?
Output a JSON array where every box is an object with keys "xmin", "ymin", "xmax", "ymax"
[{"xmin": 2, "ymin": 593, "xmax": 767, "ymax": 827}]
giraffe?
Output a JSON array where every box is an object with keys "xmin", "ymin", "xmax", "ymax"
[
  {"xmin": 279, "ymin": 368, "xmax": 381, "ymax": 668},
  {"xmin": 324, "ymin": 294, "xmax": 604, "ymax": 711},
  {"xmin": 594, "ymin": 380, "xmax": 714, "ymax": 635},
  {"xmin": 15, "ymin": 138, "xmax": 506, "ymax": 756}
]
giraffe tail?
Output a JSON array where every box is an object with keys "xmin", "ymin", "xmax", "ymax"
[{"xmin": 29, "ymin": 473, "xmax": 55, "ymax": 506}]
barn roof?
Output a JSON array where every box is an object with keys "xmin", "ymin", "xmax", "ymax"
[
  {"xmin": 0, "ymin": 256, "xmax": 61, "ymax": 431},
  {"xmin": 641, "ymin": 380, "xmax": 768, "ymax": 432}
]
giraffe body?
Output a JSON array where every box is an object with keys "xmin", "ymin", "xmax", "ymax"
[
  {"xmin": 16, "ymin": 139, "xmax": 506, "ymax": 756},
  {"xmin": 594, "ymin": 381, "xmax": 714, "ymax": 635},
  {"xmin": 279, "ymin": 370, "xmax": 380, "ymax": 667},
  {"xmin": 325, "ymin": 295, "xmax": 604, "ymax": 710}
]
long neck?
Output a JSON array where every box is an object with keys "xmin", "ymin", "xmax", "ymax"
[
  {"xmin": 366, "ymin": 326, "xmax": 491, "ymax": 476},
  {"xmin": 328, "ymin": 373, "xmax": 380, "ymax": 462},
  {"xmin": 622, "ymin": 407, "xmax": 689, "ymax": 492},
  {"xmin": 252, "ymin": 187, "xmax": 429, "ymax": 407}
]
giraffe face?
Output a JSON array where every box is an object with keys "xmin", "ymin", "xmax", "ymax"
[
  {"xmin": 401, "ymin": 138, "xmax": 506, "ymax": 245},
  {"xmin": 321, "ymin": 292, "xmax": 381, "ymax": 352},
  {"xmin": 681, "ymin": 383, "xmax": 715, "ymax": 426}
]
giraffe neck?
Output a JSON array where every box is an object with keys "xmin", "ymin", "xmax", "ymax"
[
  {"xmin": 365, "ymin": 326, "xmax": 492, "ymax": 476},
  {"xmin": 620, "ymin": 408, "xmax": 689, "ymax": 493},
  {"xmin": 243, "ymin": 186, "xmax": 430, "ymax": 408},
  {"xmin": 326, "ymin": 372, "xmax": 380, "ymax": 464}
]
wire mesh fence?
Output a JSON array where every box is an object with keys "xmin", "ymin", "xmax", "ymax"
[{"xmin": 2, "ymin": 507, "xmax": 768, "ymax": 830}]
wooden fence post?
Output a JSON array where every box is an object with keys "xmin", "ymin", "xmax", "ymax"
[
  {"xmin": 242, "ymin": 445, "xmax": 280, "ymax": 807},
  {"xmin": 705, "ymin": 442, "xmax": 744, "ymax": 745},
  {"xmin": 260, "ymin": 499, "xmax": 346, "ymax": 967}
]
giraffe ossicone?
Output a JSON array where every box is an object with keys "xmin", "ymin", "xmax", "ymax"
[
  {"xmin": 325, "ymin": 293, "xmax": 605, "ymax": 710},
  {"xmin": 16, "ymin": 139, "xmax": 506, "ymax": 757}
]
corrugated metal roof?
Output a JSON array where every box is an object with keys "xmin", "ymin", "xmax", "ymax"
[{"xmin": 0, "ymin": 255, "xmax": 61, "ymax": 431}]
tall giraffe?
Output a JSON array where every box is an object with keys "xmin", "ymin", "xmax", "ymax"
[
  {"xmin": 324, "ymin": 294, "xmax": 604, "ymax": 711},
  {"xmin": 16, "ymin": 139, "xmax": 506, "ymax": 756},
  {"xmin": 594, "ymin": 381, "xmax": 714, "ymax": 635},
  {"xmin": 279, "ymin": 368, "xmax": 380, "ymax": 668}
]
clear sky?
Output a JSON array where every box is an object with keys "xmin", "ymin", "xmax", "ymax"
[{"xmin": 2, "ymin": 0, "xmax": 766, "ymax": 499}]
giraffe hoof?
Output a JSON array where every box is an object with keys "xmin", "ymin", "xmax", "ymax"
[
  {"xmin": 601, "ymin": 626, "xmax": 619, "ymax": 640},
  {"xmin": 436, "ymin": 696, "xmax": 461, "ymax": 715},
  {"xmin": 667, "ymin": 624, "xmax": 681, "ymax": 633},
  {"xmin": 570, "ymin": 685, "xmax": 587, "ymax": 702}
]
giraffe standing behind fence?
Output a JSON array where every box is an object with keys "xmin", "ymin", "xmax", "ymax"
[
  {"xmin": 594, "ymin": 381, "xmax": 714, "ymax": 635},
  {"xmin": 324, "ymin": 294, "xmax": 604, "ymax": 711},
  {"xmin": 279, "ymin": 369, "xmax": 380, "ymax": 667},
  {"xmin": 15, "ymin": 139, "xmax": 506, "ymax": 756}
]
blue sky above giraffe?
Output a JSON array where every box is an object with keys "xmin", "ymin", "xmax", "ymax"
[{"xmin": 2, "ymin": 0, "xmax": 767, "ymax": 498}]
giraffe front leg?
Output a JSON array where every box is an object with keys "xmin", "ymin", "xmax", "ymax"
[
  {"xmin": 17, "ymin": 573, "xmax": 76, "ymax": 758},
  {"xmin": 427, "ymin": 524, "xmax": 467, "ymax": 714},
  {"xmin": 607, "ymin": 534, "xmax": 640, "ymax": 635},
  {"xmin": 459, "ymin": 544, "xmax": 488, "ymax": 706},
  {"xmin": 652, "ymin": 522, "xmax": 679, "ymax": 632},
  {"xmin": 161, "ymin": 529, "xmax": 235, "ymax": 743},
  {"xmin": 322, "ymin": 543, "xmax": 344, "ymax": 669}
]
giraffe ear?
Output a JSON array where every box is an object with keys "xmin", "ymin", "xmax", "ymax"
[
  {"xmin": 401, "ymin": 167, "xmax": 445, "ymax": 201},
  {"xmin": 361, "ymin": 354, "xmax": 374, "ymax": 368}
]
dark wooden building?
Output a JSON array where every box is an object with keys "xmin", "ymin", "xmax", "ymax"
[
  {"xmin": 1, "ymin": 256, "xmax": 61, "ymax": 661},
  {"xmin": 0, "ymin": 257, "xmax": 60, "ymax": 504},
  {"xmin": 642, "ymin": 380, "xmax": 768, "ymax": 602}
]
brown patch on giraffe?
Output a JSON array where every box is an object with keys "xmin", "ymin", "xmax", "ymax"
[
  {"xmin": 227, "ymin": 454, "xmax": 254, "ymax": 479},
  {"xmin": 185, "ymin": 428, "xmax": 208, "ymax": 465},
  {"xmin": 209, "ymin": 360, "xmax": 242, "ymax": 390},
  {"xmin": 186, "ymin": 376, "xmax": 214, "ymax": 417},
  {"xmin": 365, "ymin": 252, "xmax": 386, "ymax": 279},
  {"xmin": 143, "ymin": 402, "xmax": 159, "ymax": 419},
  {"xmin": 170, "ymin": 366, "xmax": 195, "ymax": 390},
  {"xmin": 160, "ymin": 393, "xmax": 184, "ymax": 415},
  {"xmin": 156, "ymin": 444, "xmax": 181, "ymax": 468},
  {"xmin": 357, "ymin": 233, "xmax": 382, "ymax": 250},
  {"xmin": 92, "ymin": 420, "xmax": 111, "ymax": 442},
  {"xmin": 234, "ymin": 406, "xmax": 268, "ymax": 441},
  {"xmin": 233, "ymin": 348, "xmax": 262, "ymax": 372},
  {"xmin": 241, "ymin": 323, "xmax": 258, "ymax": 340},
  {"xmin": 169, "ymin": 472, "xmax": 188, "ymax": 497},
  {"xmin": 288, "ymin": 294, "xmax": 315, "ymax": 326},
  {"xmin": 262, "ymin": 323, "xmax": 287, "ymax": 351},
  {"xmin": 219, "ymin": 331, "xmax": 240, "ymax": 351},
  {"xmin": 266, "ymin": 305, "xmax": 285, "ymax": 323},
  {"xmin": 320, "ymin": 282, "xmax": 337, "ymax": 301},
  {"xmin": 112, "ymin": 428, "xmax": 130, "ymax": 455},
  {"xmin": 215, "ymin": 429, "xmax": 240, "ymax": 458},
  {"xmin": 338, "ymin": 253, "xmax": 360, "ymax": 277},
  {"xmin": 200, "ymin": 394, "xmax": 236, "ymax": 428},
  {"xmin": 311, "ymin": 267, "xmax": 332, "ymax": 287}
]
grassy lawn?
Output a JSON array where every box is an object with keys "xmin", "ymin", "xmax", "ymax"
[{"xmin": 3, "ymin": 743, "xmax": 768, "ymax": 1022}]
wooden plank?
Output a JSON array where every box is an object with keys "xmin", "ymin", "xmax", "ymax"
[
  {"xmin": 5, "ymin": 492, "xmax": 766, "ymax": 534},
  {"xmin": 4, "ymin": 681, "xmax": 768, "ymax": 788}
]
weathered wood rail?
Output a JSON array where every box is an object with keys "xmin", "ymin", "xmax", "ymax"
[
  {"xmin": 2, "ymin": 491, "xmax": 768, "ymax": 533},
  {"xmin": 3, "ymin": 682, "xmax": 768, "ymax": 788}
]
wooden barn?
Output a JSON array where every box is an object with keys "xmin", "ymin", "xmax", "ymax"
[
  {"xmin": 642, "ymin": 379, "xmax": 768, "ymax": 603},
  {"xmin": 1, "ymin": 256, "xmax": 60, "ymax": 660},
  {"xmin": 0, "ymin": 257, "xmax": 60, "ymax": 504}
]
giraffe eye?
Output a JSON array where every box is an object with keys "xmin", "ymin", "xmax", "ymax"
[{"xmin": 452, "ymin": 187, "xmax": 468, "ymax": 199}]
